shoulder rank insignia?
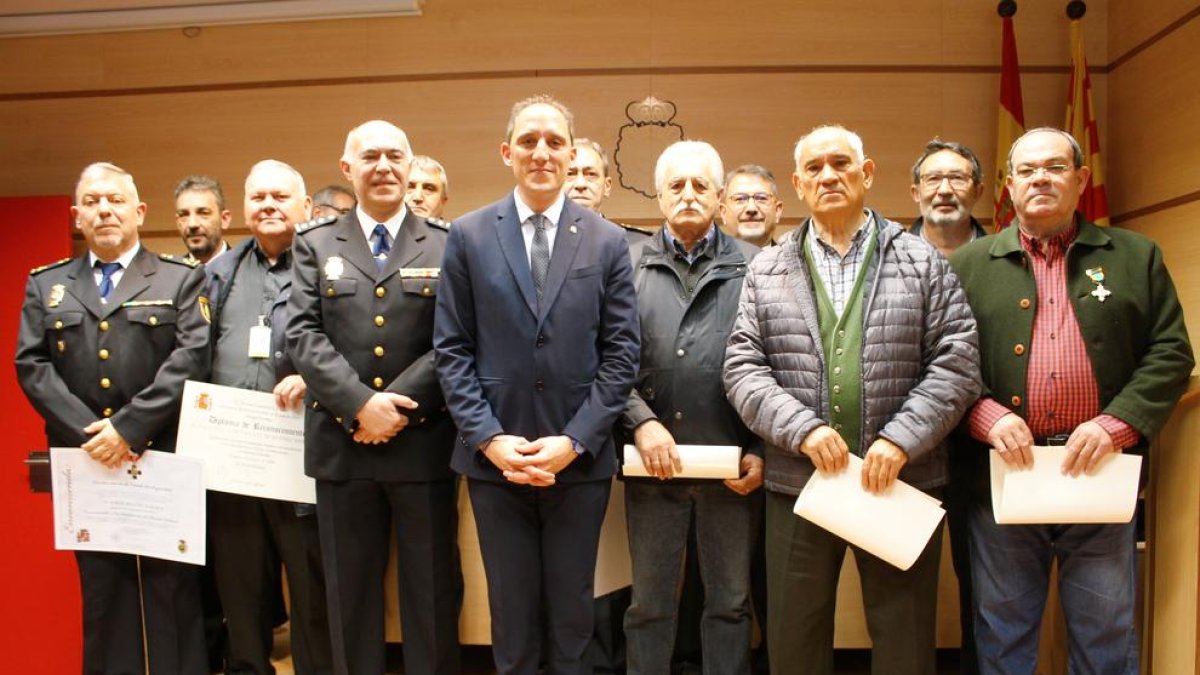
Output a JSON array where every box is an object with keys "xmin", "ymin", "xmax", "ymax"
[
  {"xmin": 425, "ymin": 217, "xmax": 451, "ymax": 231},
  {"xmin": 160, "ymin": 253, "xmax": 200, "ymax": 268},
  {"xmin": 30, "ymin": 258, "xmax": 71, "ymax": 275},
  {"xmin": 295, "ymin": 215, "xmax": 339, "ymax": 234}
]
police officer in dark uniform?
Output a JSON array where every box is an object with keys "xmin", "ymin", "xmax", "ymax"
[
  {"xmin": 16, "ymin": 162, "xmax": 211, "ymax": 675},
  {"xmin": 286, "ymin": 121, "xmax": 462, "ymax": 675}
]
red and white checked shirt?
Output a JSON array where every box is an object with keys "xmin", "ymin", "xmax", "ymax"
[{"xmin": 968, "ymin": 222, "xmax": 1140, "ymax": 448}]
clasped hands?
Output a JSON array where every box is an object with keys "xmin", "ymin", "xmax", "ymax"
[
  {"xmin": 799, "ymin": 425, "xmax": 907, "ymax": 494},
  {"xmin": 482, "ymin": 434, "xmax": 578, "ymax": 487},
  {"xmin": 353, "ymin": 391, "xmax": 418, "ymax": 444},
  {"xmin": 81, "ymin": 418, "xmax": 133, "ymax": 468}
]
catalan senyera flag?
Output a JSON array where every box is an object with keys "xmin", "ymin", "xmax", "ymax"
[
  {"xmin": 1065, "ymin": 18, "xmax": 1110, "ymax": 226},
  {"xmin": 994, "ymin": 14, "xmax": 1025, "ymax": 231}
]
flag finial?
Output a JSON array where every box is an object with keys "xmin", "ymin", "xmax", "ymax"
[
  {"xmin": 997, "ymin": 1, "xmax": 1017, "ymax": 18},
  {"xmin": 1066, "ymin": 1, "xmax": 1086, "ymax": 20}
]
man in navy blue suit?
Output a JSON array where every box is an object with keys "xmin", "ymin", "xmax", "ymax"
[{"xmin": 433, "ymin": 94, "xmax": 640, "ymax": 675}]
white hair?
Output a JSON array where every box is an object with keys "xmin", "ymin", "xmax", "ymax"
[
  {"xmin": 793, "ymin": 125, "xmax": 866, "ymax": 167},
  {"xmin": 654, "ymin": 140, "xmax": 725, "ymax": 193}
]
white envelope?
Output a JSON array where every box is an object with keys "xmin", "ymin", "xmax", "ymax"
[
  {"xmin": 793, "ymin": 454, "xmax": 945, "ymax": 571},
  {"xmin": 989, "ymin": 445, "xmax": 1142, "ymax": 524},
  {"xmin": 622, "ymin": 444, "xmax": 741, "ymax": 479}
]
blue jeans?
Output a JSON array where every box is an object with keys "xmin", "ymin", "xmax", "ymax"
[
  {"xmin": 968, "ymin": 499, "xmax": 1139, "ymax": 675},
  {"xmin": 623, "ymin": 480, "xmax": 759, "ymax": 675}
]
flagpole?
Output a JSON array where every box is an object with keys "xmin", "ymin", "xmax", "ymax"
[{"xmin": 993, "ymin": 0, "xmax": 1026, "ymax": 232}]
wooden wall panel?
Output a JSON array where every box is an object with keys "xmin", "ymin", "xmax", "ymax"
[
  {"xmin": 1107, "ymin": 0, "xmax": 1198, "ymax": 61},
  {"xmin": 0, "ymin": 1, "xmax": 1108, "ymax": 96},
  {"xmin": 1120, "ymin": 202, "xmax": 1200, "ymax": 345},
  {"xmin": 0, "ymin": 67, "xmax": 1098, "ymax": 259},
  {"xmin": 1107, "ymin": 17, "xmax": 1200, "ymax": 217}
]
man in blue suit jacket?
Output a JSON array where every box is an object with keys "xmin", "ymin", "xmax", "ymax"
[{"xmin": 434, "ymin": 95, "xmax": 640, "ymax": 675}]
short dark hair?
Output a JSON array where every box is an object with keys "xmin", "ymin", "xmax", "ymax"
[
  {"xmin": 505, "ymin": 94, "xmax": 575, "ymax": 143},
  {"xmin": 174, "ymin": 175, "xmax": 226, "ymax": 211},
  {"xmin": 725, "ymin": 164, "xmax": 780, "ymax": 197},
  {"xmin": 312, "ymin": 184, "xmax": 355, "ymax": 208},
  {"xmin": 911, "ymin": 140, "xmax": 982, "ymax": 185}
]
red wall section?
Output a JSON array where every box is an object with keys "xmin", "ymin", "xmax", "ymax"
[{"xmin": 0, "ymin": 196, "xmax": 81, "ymax": 672}]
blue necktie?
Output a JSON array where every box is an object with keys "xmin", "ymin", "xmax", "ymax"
[
  {"xmin": 96, "ymin": 261, "xmax": 122, "ymax": 302},
  {"xmin": 372, "ymin": 224, "xmax": 391, "ymax": 272},
  {"xmin": 530, "ymin": 214, "xmax": 550, "ymax": 303}
]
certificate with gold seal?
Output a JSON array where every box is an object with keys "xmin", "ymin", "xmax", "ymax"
[
  {"xmin": 175, "ymin": 380, "xmax": 315, "ymax": 504},
  {"xmin": 50, "ymin": 448, "xmax": 206, "ymax": 565}
]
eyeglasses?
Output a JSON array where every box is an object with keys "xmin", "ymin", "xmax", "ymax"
[
  {"xmin": 1012, "ymin": 164, "xmax": 1072, "ymax": 181},
  {"xmin": 728, "ymin": 193, "xmax": 775, "ymax": 207},
  {"xmin": 316, "ymin": 205, "xmax": 353, "ymax": 215},
  {"xmin": 918, "ymin": 173, "xmax": 972, "ymax": 190}
]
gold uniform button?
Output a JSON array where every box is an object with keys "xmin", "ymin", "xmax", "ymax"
[
  {"xmin": 374, "ymin": 346, "xmax": 385, "ymax": 357},
  {"xmin": 373, "ymin": 377, "xmax": 384, "ymax": 388},
  {"xmin": 422, "ymin": 286, "xmax": 432, "ymax": 295},
  {"xmin": 1011, "ymin": 395, "xmax": 1022, "ymax": 407},
  {"xmin": 1013, "ymin": 344, "xmax": 1026, "ymax": 356},
  {"xmin": 375, "ymin": 287, "xmax": 386, "ymax": 298},
  {"xmin": 98, "ymin": 349, "xmax": 110, "ymax": 360},
  {"xmin": 335, "ymin": 416, "xmax": 343, "ymax": 424},
  {"xmin": 99, "ymin": 320, "xmax": 110, "ymax": 331},
  {"xmin": 148, "ymin": 316, "xmax": 159, "ymax": 326},
  {"xmin": 102, "ymin": 407, "xmax": 113, "ymax": 418},
  {"xmin": 1019, "ymin": 298, "xmax": 1032, "ymax": 309},
  {"xmin": 100, "ymin": 377, "xmax": 112, "ymax": 389},
  {"xmin": 326, "ymin": 288, "xmax": 336, "ymax": 297},
  {"xmin": 374, "ymin": 315, "xmax": 385, "ymax": 327},
  {"xmin": 54, "ymin": 320, "xmax": 64, "ymax": 330}
]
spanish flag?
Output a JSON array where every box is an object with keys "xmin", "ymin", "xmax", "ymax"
[
  {"xmin": 1065, "ymin": 17, "xmax": 1110, "ymax": 226},
  {"xmin": 994, "ymin": 12, "xmax": 1025, "ymax": 231}
]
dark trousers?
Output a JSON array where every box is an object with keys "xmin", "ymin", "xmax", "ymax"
[
  {"xmin": 468, "ymin": 478, "xmax": 611, "ymax": 675},
  {"xmin": 317, "ymin": 478, "xmax": 462, "ymax": 675},
  {"xmin": 209, "ymin": 491, "xmax": 332, "ymax": 675},
  {"xmin": 765, "ymin": 490, "xmax": 942, "ymax": 675},
  {"xmin": 77, "ymin": 551, "xmax": 207, "ymax": 675},
  {"xmin": 944, "ymin": 468, "xmax": 978, "ymax": 675}
]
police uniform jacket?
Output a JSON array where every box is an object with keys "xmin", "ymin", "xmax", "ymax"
[
  {"xmin": 16, "ymin": 247, "xmax": 212, "ymax": 452},
  {"xmin": 286, "ymin": 210, "xmax": 456, "ymax": 482}
]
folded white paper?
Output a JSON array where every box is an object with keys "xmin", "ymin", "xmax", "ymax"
[
  {"xmin": 989, "ymin": 445, "xmax": 1142, "ymax": 524},
  {"xmin": 176, "ymin": 380, "xmax": 315, "ymax": 504},
  {"xmin": 622, "ymin": 444, "xmax": 741, "ymax": 479},
  {"xmin": 793, "ymin": 454, "xmax": 945, "ymax": 571},
  {"xmin": 51, "ymin": 448, "xmax": 206, "ymax": 565}
]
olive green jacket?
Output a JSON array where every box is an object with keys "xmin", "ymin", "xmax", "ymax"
[{"xmin": 950, "ymin": 218, "xmax": 1193, "ymax": 489}]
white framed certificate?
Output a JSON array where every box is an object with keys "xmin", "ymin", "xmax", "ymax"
[
  {"xmin": 793, "ymin": 454, "xmax": 945, "ymax": 571},
  {"xmin": 621, "ymin": 444, "xmax": 741, "ymax": 479},
  {"xmin": 175, "ymin": 380, "xmax": 315, "ymax": 504},
  {"xmin": 50, "ymin": 448, "xmax": 206, "ymax": 565}
]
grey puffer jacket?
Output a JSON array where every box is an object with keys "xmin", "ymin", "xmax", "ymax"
[{"xmin": 723, "ymin": 213, "xmax": 981, "ymax": 494}]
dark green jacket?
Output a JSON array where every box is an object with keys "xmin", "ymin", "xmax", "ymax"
[{"xmin": 950, "ymin": 219, "xmax": 1193, "ymax": 490}]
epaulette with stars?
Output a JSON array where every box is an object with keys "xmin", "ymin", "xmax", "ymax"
[
  {"xmin": 29, "ymin": 258, "xmax": 71, "ymax": 275},
  {"xmin": 295, "ymin": 215, "xmax": 339, "ymax": 235},
  {"xmin": 425, "ymin": 217, "xmax": 451, "ymax": 231},
  {"xmin": 159, "ymin": 253, "xmax": 200, "ymax": 268}
]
